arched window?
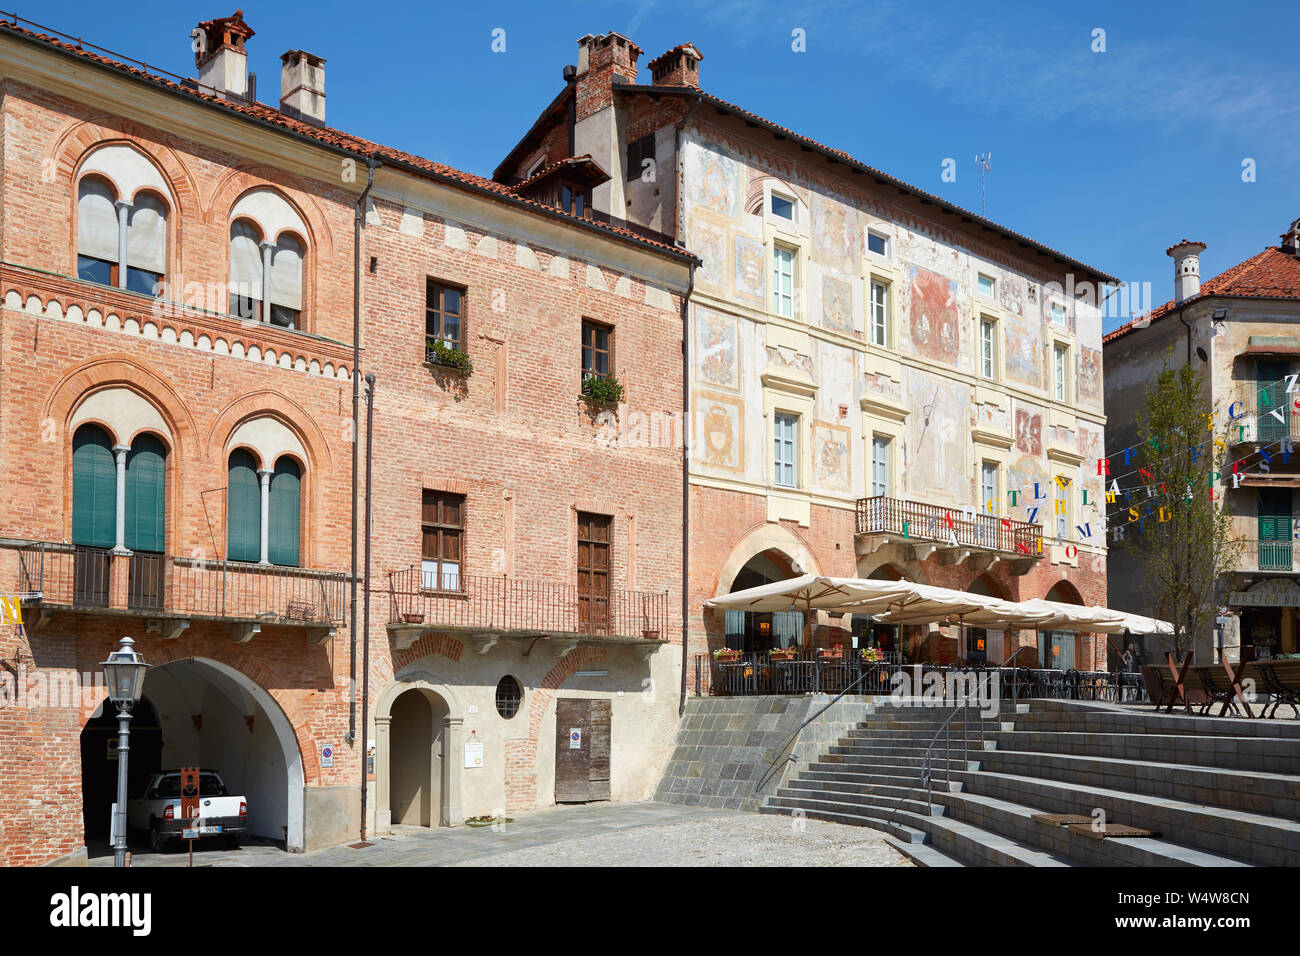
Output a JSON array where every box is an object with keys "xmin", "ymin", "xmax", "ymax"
[
  {"xmin": 268, "ymin": 457, "xmax": 301, "ymax": 567},
  {"xmin": 76, "ymin": 168, "xmax": 168, "ymax": 296},
  {"xmin": 72, "ymin": 424, "xmax": 117, "ymax": 549},
  {"xmin": 228, "ymin": 189, "xmax": 308, "ymax": 329},
  {"xmin": 227, "ymin": 449, "xmax": 261, "ymax": 563},
  {"xmin": 124, "ymin": 434, "xmax": 166, "ymax": 554}
]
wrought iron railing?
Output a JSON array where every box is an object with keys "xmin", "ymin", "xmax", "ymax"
[
  {"xmin": 385, "ymin": 566, "xmax": 668, "ymax": 640},
  {"xmin": 1252, "ymin": 538, "xmax": 1297, "ymax": 571},
  {"xmin": 855, "ymin": 495, "xmax": 1041, "ymax": 555},
  {"xmin": 1226, "ymin": 402, "xmax": 1300, "ymax": 445},
  {"xmin": 16, "ymin": 541, "xmax": 346, "ymax": 624}
]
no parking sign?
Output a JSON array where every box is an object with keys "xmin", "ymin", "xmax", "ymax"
[
  {"xmin": 568, "ymin": 728, "xmax": 581, "ymax": 750},
  {"xmin": 321, "ymin": 744, "xmax": 334, "ymax": 768}
]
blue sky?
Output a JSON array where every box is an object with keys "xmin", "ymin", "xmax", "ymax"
[{"xmin": 27, "ymin": 0, "xmax": 1300, "ymax": 331}]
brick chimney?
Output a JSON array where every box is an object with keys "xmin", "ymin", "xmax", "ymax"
[
  {"xmin": 193, "ymin": 10, "xmax": 254, "ymax": 99},
  {"xmin": 280, "ymin": 50, "xmax": 326, "ymax": 125},
  {"xmin": 575, "ymin": 32, "xmax": 641, "ymax": 121},
  {"xmin": 646, "ymin": 43, "xmax": 702, "ymax": 89},
  {"xmin": 1281, "ymin": 217, "xmax": 1300, "ymax": 255},
  {"xmin": 1167, "ymin": 239, "xmax": 1207, "ymax": 304}
]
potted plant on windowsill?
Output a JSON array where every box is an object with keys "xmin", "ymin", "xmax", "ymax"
[
  {"xmin": 580, "ymin": 372, "xmax": 623, "ymax": 405},
  {"xmin": 713, "ymin": 647, "xmax": 742, "ymax": 662},
  {"xmin": 425, "ymin": 337, "xmax": 473, "ymax": 375}
]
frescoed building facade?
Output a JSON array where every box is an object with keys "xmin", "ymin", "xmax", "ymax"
[{"xmin": 497, "ymin": 33, "xmax": 1114, "ymax": 677}]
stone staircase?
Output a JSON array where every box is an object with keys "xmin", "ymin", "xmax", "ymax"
[{"xmin": 759, "ymin": 699, "xmax": 1300, "ymax": 866}]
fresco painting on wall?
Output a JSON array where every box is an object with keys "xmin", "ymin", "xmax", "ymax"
[
  {"xmin": 690, "ymin": 217, "xmax": 728, "ymax": 289},
  {"xmin": 821, "ymin": 274, "xmax": 855, "ymax": 336},
  {"xmin": 998, "ymin": 273, "xmax": 1024, "ymax": 316},
  {"xmin": 694, "ymin": 391, "xmax": 745, "ymax": 474},
  {"xmin": 906, "ymin": 371, "xmax": 968, "ymax": 498},
  {"xmin": 734, "ymin": 234, "xmax": 766, "ymax": 303},
  {"xmin": 695, "ymin": 307, "xmax": 739, "ymax": 390},
  {"xmin": 1079, "ymin": 348, "xmax": 1102, "ymax": 405},
  {"xmin": 765, "ymin": 346, "xmax": 815, "ymax": 379},
  {"xmin": 1003, "ymin": 310, "xmax": 1040, "ymax": 387},
  {"xmin": 908, "ymin": 265, "xmax": 960, "ymax": 365},
  {"xmin": 812, "ymin": 192, "xmax": 860, "ymax": 275},
  {"xmin": 687, "ymin": 141, "xmax": 742, "ymax": 219},
  {"xmin": 1014, "ymin": 403, "xmax": 1044, "ymax": 458},
  {"xmin": 812, "ymin": 423, "xmax": 852, "ymax": 493}
]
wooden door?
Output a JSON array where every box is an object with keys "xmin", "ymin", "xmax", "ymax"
[
  {"xmin": 554, "ymin": 698, "xmax": 611, "ymax": 803},
  {"xmin": 577, "ymin": 512, "xmax": 611, "ymax": 633}
]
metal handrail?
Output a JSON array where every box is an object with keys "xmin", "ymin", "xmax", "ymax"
[
  {"xmin": 753, "ymin": 667, "xmax": 878, "ymax": 794},
  {"xmin": 883, "ymin": 703, "xmax": 968, "ymax": 826}
]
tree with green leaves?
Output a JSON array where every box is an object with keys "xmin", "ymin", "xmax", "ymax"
[{"xmin": 1116, "ymin": 360, "xmax": 1241, "ymax": 661}]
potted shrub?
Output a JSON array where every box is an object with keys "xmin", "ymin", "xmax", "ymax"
[
  {"xmin": 426, "ymin": 337, "xmax": 473, "ymax": 374},
  {"xmin": 581, "ymin": 373, "xmax": 623, "ymax": 405}
]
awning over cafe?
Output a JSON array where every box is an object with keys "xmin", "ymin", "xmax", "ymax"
[{"xmin": 706, "ymin": 576, "xmax": 1172, "ymax": 635}]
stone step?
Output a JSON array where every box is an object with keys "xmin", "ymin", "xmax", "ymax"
[
  {"xmin": 883, "ymin": 835, "xmax": 965, "ymax": 867},
  {"xmin": 979, "ymin": 748, "xmax": 1300, "ymax": 819},
  {"xmin": 954, "ymin": 769, "xmax": 1300, "ymax": 865},
  {"xmin": 1020, "ymin": 700, "xmax": 1300, "ymax": 740},
  {"xmin": 823, "ymin": 750, "xmax": 982, "ymax": 771},
  {"xmin": 758, "ymin": 799, "xmax": 929, "ymax": 845},
  {"xmin": 988, "ymin": 729, "xmax": 1300, "ymax": 775}
]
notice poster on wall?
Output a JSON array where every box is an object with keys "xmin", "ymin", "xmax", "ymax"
[{"xmin": 464, "ymin": 740, "xmax": 483, "ymax": 769}]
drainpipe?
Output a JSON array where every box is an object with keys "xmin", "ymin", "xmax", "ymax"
[
  {"xmin": 1177, "ymin": 307, "xmax": 1193, "ymax": 365},
  {"xmin": 676, "ymin": 98, "xmax": 702, "ymax": 716},
  {"xmin": 347, "ymin": 158, "xmax": 377, "ymax": 747},
  {"xmin": 679, "ymin": 260, "xmax": 696, "ymax": 716},
  {"xmin": 360, "ymin": 372, "xmax": 376, "ymax": 840}
]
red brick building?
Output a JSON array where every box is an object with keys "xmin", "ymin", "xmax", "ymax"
[
  {"xmin": 498, "ymin": 33, "xmax": 1114, "ymax": 682},
  {"xmin": 0, "ymin": 13, "xmax": 691, "ymax": 865}
]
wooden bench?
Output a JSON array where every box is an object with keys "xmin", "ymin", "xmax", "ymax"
[{"xmin": 1245, "ymin": 659, "xmax": 1300, "ymax": 719}]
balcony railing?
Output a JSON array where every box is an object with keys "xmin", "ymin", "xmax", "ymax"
[
  {"xmin": 1252, "ymin": 539, "xmax": 1298, "ymax": 572},
  {"xmin": 386, "ymin": 566, "xmax": 668, "ymax": 641},
  {"xmin": 855, "ymin": 495, "xmax": 1042, "ymax": 555},
  {"xmin": 17, "ymin": 542, "xmax": 346, "ymax": 625},
  {"xmin": 1227, "ymin": 404, "xmax": 1300, "ymax": 444}
]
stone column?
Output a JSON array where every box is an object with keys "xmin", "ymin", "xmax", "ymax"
[
  {"xmin": 111, "ymin": 444, "xmax": 131, "ymax": 555},
  {"xmin": 441, "ymin": 715, "xmax": 463, "ymax": 827},
  {"xmin": 258, "ymin": 468, "xmax": 272, "ymax": 565},
  {"xmin": 260, "ymin": 240, "xmax": 274, "ymax": 323},
  {"xmin": 114, "ymin": 200, "xmax": 131, "ymax": 290},
  {"xmin": 374, "ymin": 715, "xmax": 391, "ymax": 833}
]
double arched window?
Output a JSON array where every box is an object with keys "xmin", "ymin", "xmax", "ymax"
[
  {"xmin": 228, "ymin": 189, "xmax": 307, "ymax": 329},
  {"xmin": 75, "ymin": 145, "xmax": 171, "ymax": 295},
  {"xmin": 227, "ymin": 449, "xmax": 302, "ymax": 567},
  {"xmin": 71, "ymin": 424, "xmax": 167, "ymax": 554}
]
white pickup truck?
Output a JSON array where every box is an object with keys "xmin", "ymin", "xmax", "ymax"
[{"xmin": 127, "ymin": 770, "xmax": 248, "ymax": 852}]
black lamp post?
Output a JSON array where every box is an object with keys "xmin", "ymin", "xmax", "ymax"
[{"xmin": 101, "ymin": 636, "xmax": 149, "ymax": 867}]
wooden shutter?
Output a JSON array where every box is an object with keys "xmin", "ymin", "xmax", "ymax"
[
  {"xmin": 1258, "ymin": 360, "xmax": 1289, "ymax": 442},
  {"xmin": 72, "ymin": 425, "xmax": 117, "ymax": 548},
  {"xmin": 227, "ymin": 450, "xmax": 261, "ymax": 562},
  {"xmin": 1259, "ymin": 488, "xmax": 1292, "ymax": 570},
  {"xmin": 124, "ymin": 435, "xmax": 166, "ymax": 554},
  {"xmin": 268, "ymin": 458, "xmax": 301, "ymax": 567}
]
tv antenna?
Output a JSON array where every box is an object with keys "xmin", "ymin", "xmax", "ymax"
[{"xmin": 974, "ymin": 153, "xmax": 991, "ymax": 215}]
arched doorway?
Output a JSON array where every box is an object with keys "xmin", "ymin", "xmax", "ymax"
[
  {"xmin": 966, "ymin": 574, "xmax": 1009, "ymax": 664},
  {"xmin": 1041, "ymin": 581, "xmax": 1084, "ymax": 669},
  {"xmin": 389, "ymin": 689, "xmax": 447, "ymax": 827},
  {"xmin": 722, "ymin": 550, "xmax": 803, "ymax": 652},
  {"xmin": 80, "ymin": 657, "xmax": 305, "ymax": 854},
  {"xmin": 374, "ymin": 675, "xmax": 463, "ymax": 832},
  {"xmin": 80, "ymin": 697, "xmax": 161, "ymax": 841}
]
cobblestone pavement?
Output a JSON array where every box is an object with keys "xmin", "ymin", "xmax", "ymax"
[{"xmin": 88, "ymin": 801, "xmax": 910, "ymax": 867}]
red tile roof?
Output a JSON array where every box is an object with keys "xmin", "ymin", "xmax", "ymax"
[
  {"xmin": 507, "ymin": 155, "xmax": 610, "ymax": 194},
  {"xmin": 1103, "ymin": 246, "xmax": 1300, "ymax": 344},
  {"xmin": 0, "ymin": 17, "xmax": 695, "ymax": 262},
  {"xmin": 646, "ymin": 43, "xmax": 702, "ymax": 70}
]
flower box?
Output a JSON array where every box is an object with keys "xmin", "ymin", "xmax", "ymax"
[
  {"xmin": 401, "ymin": 612, "xmax": 425, "ymax": 625},
  {"xmin": 769, "ymin": 650, "xmax": 797, "ymax": 661}
]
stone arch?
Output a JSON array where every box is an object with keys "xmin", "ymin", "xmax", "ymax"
[
  {"xmin": 1045, "ymin": 579, "xmax": 1084, "ymax": 604},
  {"xmin": 373, "ymin": 668, "xmax": 465, "ymax": 831},
  {"xmin": 81, "ymin": 654, "xmax": 309, "ymax": 851},
  {"xmin": 712, "ymin": 522, "xmax": 823, "ymax": 598}
]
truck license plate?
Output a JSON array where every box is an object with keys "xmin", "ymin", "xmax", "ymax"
[{"xmin": 200, "ymin": 825, "xmax": 222, "ymax": 835}]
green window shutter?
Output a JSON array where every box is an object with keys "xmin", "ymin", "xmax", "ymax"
[
  {"xmin": 124, "ymin": 435, "xmax": 166, "ymax": 553},
  {"xmin": 72, "ymin": 425, "xmax": 116, "ymax": 548},
  {"xmin": 227, "ymin": 450, "xmax": 261, "ymax": 562},
  {"xmin": 268, "ymin": 457, "xmax": 301, "ymax": 567}
]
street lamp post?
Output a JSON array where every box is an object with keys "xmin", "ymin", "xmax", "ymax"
[{"xmin": 101, "ymin": 636, "xmax": 149, "ymax": 868}]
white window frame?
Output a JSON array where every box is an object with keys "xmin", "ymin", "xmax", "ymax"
[
  {"xmin": 871, "ymin": 435, "xmax": 891, "ymax": 498},
  {"xmin": 1050, "ymin": 301, "xmax": 1067, "ymax": 326},
  {"xmin": 773, "ymin": 412, "xmax": 799, "ymax": 488},
  {"xmin": 1054, "ymin": 342, "xmax": 1070, "ymax": 402},
  {"xmin": 979, "ymin": 316, "xmax": 997, "ymax": 380},
  {"xmin": 772, "ymin": 242, "xmax": 796, "ymax": 318},
  {"xmin": 769, "ymin": 190, "xmax": 797, "ymax": 224},
  {"xmin": 980, "ymin": 461, "xmax": 999, "ymax": 514},
  {"xmin": 977, "ymin": 273, "xmax": 996, "ymax": 299},
  {"xmin": 866, "ymin": 229, "xmax": 890, "ymax": 258},
  {"xmin": 1054, "ymin": 479, "xmax": 1070, "ymax": 540},
  {"xmin": 870, "ymin": 279, "xmax": 890, "ymax": 348}
]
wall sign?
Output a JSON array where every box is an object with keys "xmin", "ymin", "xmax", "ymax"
[
  {"xmin": 464, "ymin": 741, "xmax": 483, "ymax": 769},
  {"xmin": 569, "ymin": 728, "xmax": 581, "ymax": 750},
  {"xmin": 1229, "ymin": 579, "xmax": 1300, "ymax": 608},
  {"xmin": 321, "ymin": 744, "xmax": 334, "ymax": 768}
]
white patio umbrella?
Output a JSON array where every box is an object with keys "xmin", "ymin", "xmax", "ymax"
[{"xmin": 704, "ymin": 574, "xmax": 916, "ymax": 615}]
